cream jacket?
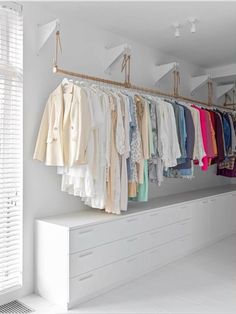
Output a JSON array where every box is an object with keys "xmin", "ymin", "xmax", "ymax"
[{"xmin": 33, "ymin": 83, "xmax": 91, "ymax": 167}]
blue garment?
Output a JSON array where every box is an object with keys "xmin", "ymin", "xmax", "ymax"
[
  {"xmin": 222, "ymin": 114, "xmax": 231, "ymax": 155},
  {"xmin": 174, "ymin": 103, "xmax": 187, "ymax": 160},
  {"xmin": 166, "ymin": 100, "xmax": 187, "ymax": 160},
  {"xmin": 126, "ymin": 96, "xmax": 135, "ymax": 181},
  {"xmin": 164, "ymin": 102, "xmax": 195, "ymax": 178},
  {"xmin": 223, "ymin": 113, "xmax": 232, "ymax": 155}
]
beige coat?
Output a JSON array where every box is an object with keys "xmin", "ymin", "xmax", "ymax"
[{"xmin": 33, "ymin": 83, "xmax": 91, "ymax": 167}]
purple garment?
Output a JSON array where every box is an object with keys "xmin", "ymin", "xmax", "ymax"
[{"xmin": 217, "ymin": 162, "xmax": 236, "ymax": 177}]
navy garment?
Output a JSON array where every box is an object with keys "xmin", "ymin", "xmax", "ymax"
[
  {"xmin": 220, "ymin": 113, "xmax": 231, "ymax": 155},
  {"xmin": 224, "ymin": 113, "xmax": 232, "ymax": 155},
  {"xmin": 214, "ymin": 111, "xmax": 226, "ymax": 162}
]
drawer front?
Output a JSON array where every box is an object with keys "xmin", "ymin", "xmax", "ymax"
[
  {"xmin": 70, "ymin": 220, "xmax": 192, "ymax": 277},
  {"xmin": 123, "ymin": 253, "xmax": 146, "ymax": 279},
  {"xmin": 70, "ymin": 214, "xmax": 150, "ymax": 253},
  {"xmin": 177, "ymin": 235, "xmax": 192, "ymax": 257},
  {"xmin": 70, "ymin": 233, "xmax": 149, "ymax": 277},
  {"xmin": 148, "ymin": 225, "xmax": 175, "ymax": 247},
  {"xmin": 147, "ymin": 204, "xmax": 191, "ymax": 230},
  {"xmin": 70, "ymin": 266, "xmax": 111, "ymax": 306},
  {"xmin": 70, "ymin": 221, "xmax": 123, "ymax": 253},
  {"xmin": 69, "ymin": 257, "xmax": 126, "ymax": 307},
  {"xmin": 147, "ymin": 235, "xmax": 191, "ymax": 271},
  {"xmin": 148, "ymin": 218, "xmax": 191, "ymax": 247},
  {"xmin": 70, "ymin": 204, "xmax": 192, "ymax": 253},
  {"xmin": 69, "ymin": 235, "xmax": 192, "ymax": 307},
  {"xmin": 147, "ymin": 245, "xmax": 165, "ymax": 270},
  {"xmin": 175, "ymin": 220, "xmax": 192, "ymax": 238},
  {"xmin": 176, "ymin": 204, "xmax": 192, "ymax": 221},
  {"xmin": 147, "ymin": 208, "xmax": 174, "ymax": 229}
]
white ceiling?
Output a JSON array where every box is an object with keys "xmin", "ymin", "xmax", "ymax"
[{"xmin": 42, "ymin": 1, "xmax": 236, "ymax": 69}]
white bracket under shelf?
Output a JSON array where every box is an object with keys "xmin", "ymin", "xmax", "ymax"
[
  {"xmin": 37, "ymin": 18, "xmax": 60, "ymax": 55},
  {"xmin": 191, "ymin": 74, "xmax": 210, "ymax": 95},
  {"xmin": 104, "ymin": 43, "xmax": 131, "ymax": 74},
  {"xmin": 154, "ymin": 62, "xmax": 179, "ymax": 84},
  {"xmin": 216, "ymin": 84, "xmax": 234, "ymax": 99}
]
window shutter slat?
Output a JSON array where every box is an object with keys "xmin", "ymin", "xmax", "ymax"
[{"xmin": 0, "ymin": 3, "xmax": 22, "ymax": 293}]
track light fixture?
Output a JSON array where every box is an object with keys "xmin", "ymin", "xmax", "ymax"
[
  {"xmin": 171, "ymin": 18, "xmax": 199, "ymax": 37},
  {"xmin": 188, "ymin": 17, "xmax": 198, "ymax": 33},
  {"xmin": 172, "ymin": 22, "xmax": 181, "ymax": 38}
]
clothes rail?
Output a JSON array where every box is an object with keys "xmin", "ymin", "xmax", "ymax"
[
  {"xmin": 53, "ymin": 65, "xmax": 234, "ymax": 112},
  {"xmin": 52, "ymin": 31, "xmax": 234, "ymax": 112}
]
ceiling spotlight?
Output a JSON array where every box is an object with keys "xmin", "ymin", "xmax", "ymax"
[
  {"xmin": 188, "ymin": 17, "xmax": 198, "ymax": 33},
  {"xmin": 172, "ymin": 22, "xmax": 181, "ymax": 38}
]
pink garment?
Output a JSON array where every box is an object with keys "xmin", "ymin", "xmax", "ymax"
[
  {"xmin": 204, "ymin": 111, "xmax": 215, "ymax": 158},
  {"xmin": 192, "ymin": 105, "xmax": 208, "ymax": 171}
]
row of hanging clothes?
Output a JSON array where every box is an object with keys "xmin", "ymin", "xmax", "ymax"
[{"xmin": 33, "ymin": 79, "xmax": 236, "ymax": 214}]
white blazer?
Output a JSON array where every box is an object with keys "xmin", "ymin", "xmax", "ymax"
[{"xmin": 33, "ymin": 83, "xmax": 91, "ymax": 167}]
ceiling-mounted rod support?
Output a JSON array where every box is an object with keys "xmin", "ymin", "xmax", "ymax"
[
  {"xmin": 37, "ymin": 18, "xmax": 60, "ymax": 55},
  {"xmin": 154, "ymin": 62, "xmax": 179, "ymax": 84}
]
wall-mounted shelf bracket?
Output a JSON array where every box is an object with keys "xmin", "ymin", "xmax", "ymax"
[
  {"xmin": 216, "ymin": 84, "xmax": 234, "ymax": 99},
  {"xmin": 104, "ymin": 43, "xmax": 131, "ymax": 74},
  {"xmin": 37, "ymin": 18, "xmax": 60, "ymax": 55},
  {"xmin": 154, "ymin": 62, "xmax": 179, "ymax": 84},
  {"xmin": 191, "ymin": 74, "xmax": 211, "ymax": 95}
]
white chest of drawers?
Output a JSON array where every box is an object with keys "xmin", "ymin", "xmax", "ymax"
[{"xmin": 35, "ymin": 185, "xmax": 236, "ymax": 309}]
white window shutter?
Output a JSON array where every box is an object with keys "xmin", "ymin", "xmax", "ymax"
[{"xmin": 0, "ymin": 2, "xmax": 23, "ymax": 293}]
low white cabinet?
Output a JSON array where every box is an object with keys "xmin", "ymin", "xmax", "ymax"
[{"xmin": 35, "ymin": 186, "xmax": 236, "ymax": 309}]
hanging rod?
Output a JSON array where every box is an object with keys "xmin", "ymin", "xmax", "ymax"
[
  {"xmin": 224, "ymin": 103, "xmax": 236, "ymax": 107},
  {"xmin": 53, "ymin": 65, "xmax": 234, "ymax": 111},
  {"xmin": 52, "ymin": 30, "xmax": 235, "ymax": 112}
]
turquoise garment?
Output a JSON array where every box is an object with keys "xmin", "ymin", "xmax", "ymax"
[{"xmin": 129, "ymin": 160, "xmax": 148, "ymax": 202}]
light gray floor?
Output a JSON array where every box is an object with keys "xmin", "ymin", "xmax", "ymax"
[{"xmin": 22, "ymin": 234, "xmax": 236, "ymax": 314}]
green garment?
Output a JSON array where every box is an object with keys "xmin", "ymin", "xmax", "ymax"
[{"xmin": 129, "ymin": 160, "xmax": 148, "ymax": 202}]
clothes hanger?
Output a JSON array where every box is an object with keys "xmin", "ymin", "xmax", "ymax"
[{"xmin": 61, "ymin": 77, "xmax": 70, "ymax": 86}]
